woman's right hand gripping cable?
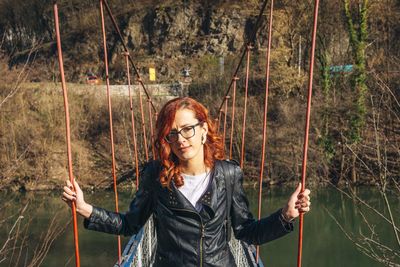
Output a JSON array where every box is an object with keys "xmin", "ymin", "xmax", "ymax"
[{"xmin": 62, "ymin": 179, "xmax": 93, "ymax": 219}]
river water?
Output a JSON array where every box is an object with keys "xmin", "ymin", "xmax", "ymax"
[{"xmin": 0, "ymin": 186, "xmax": 398, "ymax": 266}]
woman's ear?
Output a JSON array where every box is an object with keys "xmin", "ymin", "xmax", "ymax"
[
  {"xmin": 202, "ymin": 123, "xmax": 208, "ymax": 136},
  {"xmin": 201, "ymin": 123, "xmax": 208, "ymax": 144}
]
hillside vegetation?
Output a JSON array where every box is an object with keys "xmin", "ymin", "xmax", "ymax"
[{"xmin": 0, "ymin": 0, "xmax": 399, "ymax": 190}]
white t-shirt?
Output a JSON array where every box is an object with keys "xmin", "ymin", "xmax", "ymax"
[{"xmin": 178, "ymin": 172, "xmax": 211, "ymax": 211}]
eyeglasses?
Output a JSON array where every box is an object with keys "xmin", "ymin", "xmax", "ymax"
[{"xmin": 165, "ymin": 122, "xmax": 203, "ymax": 143}]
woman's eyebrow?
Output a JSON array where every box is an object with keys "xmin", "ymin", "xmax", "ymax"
[{"xmin": 171, "ymin": 122, "xmax": 197, "ymax": 131}]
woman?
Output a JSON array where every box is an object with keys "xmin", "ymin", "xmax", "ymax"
[{"xmin": 62, "ymin": 97, "xmax": 311, "ymax": 266}]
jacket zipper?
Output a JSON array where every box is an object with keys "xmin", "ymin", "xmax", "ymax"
[
  {"xmin": 200, "ymin": 223, "xmax": 204, "ymax": 267},
  {"xmin": 170, "ymin": 207, "xmax": 205, "ymax": 267}
]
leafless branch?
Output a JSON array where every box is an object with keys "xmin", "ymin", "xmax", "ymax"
[
  {"xmin": 1, "ymin": 144, "xmax": 31, "ymax": 183},
  {"xmin": 0, "ymin": 39, "xmax": 41, "ymax": 110},
  {"xmin": 392, "ymin": 177, "xmax": 400, "ymax": 194},
  {"xmin": 358, "ymin": 210, "xmax": 376, "ymax": 238},
  {"xmin": 325, "ymin": 179, "xmax": 400, "ymax": 233},
  {"xmin": 14, "ymin": 224, "xmax": 29, "ymax": 267},
  {"xmin": 372, "ymin": 72, "xmax": 400, "ymax": 110},
  {"xmin": 370, "ymin": 95, "xmax": 400, "ymax": 248},
  {"xmin": 325, "ymin": 207, "xmax": 400, "ymax": 266},
  {"xmin": 27, "ymin": 213, "xmax": 69, "ymax": 267},
  {"xmin": 0, "ymin": 203, "xmax": 28, "ymax": 260},
  {"xmin": 0, "ymin": 31, "xmax": 6, "ymax": 51}
]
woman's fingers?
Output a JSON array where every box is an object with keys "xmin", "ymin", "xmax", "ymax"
[
  {"xmin": 295, "ymin": 201, "xmax": 311, "ymax": 208},
  {"xmin": 62, "ymin": 179, "xmax": 85, "ymax": 212},
  {"xmin": 63, "ymin": 191, "xmax": 76, "ymax": 201},
  {"xmin": 299, "ymin": 206, "xmax": 310, "ymax": 213},
  {"xmin": 295, "ymin": 189, "xmax": 311, "ymax": 213},
  {"xmin": 66, "ymin": 179, "xmax": 73, "ymax": 189},
  {"xmin": 72, "ymin": 179, "xmax": 82, "ymax": 193},
  {"xmin": 297, "ymin": 189, "xmax": 311, "ymax": 205},
  {"xmin": 295, "ymin": 197, "xmax": 311, "ymax": 205},
  {"xmin": 297, "ymin": 189, "xmax": 311, "ymax": 199},
  {"xmin": 63, "ymin": 185, "xmax": 75, "ymax": 195},
  {"xmin": 66, "ymin": 179, "xmax": 81, "ymax": 192}
]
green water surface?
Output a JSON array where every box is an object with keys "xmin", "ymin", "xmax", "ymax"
[{"xmin": 0, "ymin": 186, "xmax": 398, "ymax": 266}]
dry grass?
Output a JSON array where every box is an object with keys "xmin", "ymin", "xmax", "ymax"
[{"xmin": 0, "ymin": 74, "xmax": 157, "ymax": 190}]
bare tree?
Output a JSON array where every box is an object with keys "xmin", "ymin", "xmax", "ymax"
[{"xmin": 325, "ymin": 72, "xmax": 400, "ymax": 266}]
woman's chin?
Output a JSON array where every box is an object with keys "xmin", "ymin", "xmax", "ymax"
[{"xmin": 176, "ymin": 152, "xmax": 194, "ymax": 162}]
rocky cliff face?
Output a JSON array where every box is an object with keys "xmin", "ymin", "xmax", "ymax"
[
  {"xmin": 123, "ymin": 4, "xmax": 246, "ymax": 57},
  {"xmin": 108, "ymin": 2, "xmax": 260, "ymax": 82},
  {"xmin": 2, "ymin": 1, "xmax": 264, "ymax": 82}
]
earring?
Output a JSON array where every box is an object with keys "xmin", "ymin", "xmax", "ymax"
[{"xmin": 202, "ymin": 135, "xmax": 206, "ymax": 144}]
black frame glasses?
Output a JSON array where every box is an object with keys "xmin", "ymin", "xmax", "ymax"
[{"xmin": 165, "ymin": 122, "xmax": 203, "ymax": 143}]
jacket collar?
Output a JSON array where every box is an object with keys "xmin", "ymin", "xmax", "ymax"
[{"xmin": 165, "ymin": 161, "xmax": 225, "ymax": 218}]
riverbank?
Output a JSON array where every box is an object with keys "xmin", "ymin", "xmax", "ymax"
[{"xmin": 1, "ymin": 170, "xmax": 378, "ymax": 193}]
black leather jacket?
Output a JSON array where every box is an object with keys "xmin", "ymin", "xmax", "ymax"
[{"xmin": 84, "ymin": 160, "xmax": 293, "ymax": 267}]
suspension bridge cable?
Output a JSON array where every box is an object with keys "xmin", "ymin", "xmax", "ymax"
[
  {"xmin": 102, "ymin": 0, "xmax": 156, "ymax": 113},
  {"xmin": 256, "ymin": 0, "xmax": 274, "ymax": 262},
  {"xmin": 217, "ymin": 110, "xmax": 223, "ymax": 134},
  {"xmin": 217, "ymin": 0, "xmax": 269, "ymax": 113},
  {"xmin": 123, "ymin": 52, "xmax": 140, "ymax": 189},
  {"xmin": 239, "ymin": 45, "xmax": 252, "ymax": 168},
  {"xmin": 148, "ymin": 99, "xmax": 156, "ymax": 159},
  {"xmin": 297, "ymin": 0, "xmax": 320, "ymax": 266},
  {"xmin": 99, "ymin": 0, "xmax": 122, "ymax": 262},
  {"xmin": 229, "ymin": 77, "xmax": 239, "ymax": 159},
  {"xmin": 53, "ymin": 3, "xmax": 80, "ymax": 266},
  {"xmin": 222, "ymin": 96, "xmax": 230, "ymax": 153},
  {"xmin": 138, "ymin": 78, "xmax": 150, "ymax": 161}
]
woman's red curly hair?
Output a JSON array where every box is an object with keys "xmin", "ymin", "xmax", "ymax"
[{"xmin": 155, "ymin": 97, "xmax": 225, "ymax": 189}]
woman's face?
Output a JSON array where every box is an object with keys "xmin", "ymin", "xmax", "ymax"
[{"xmin": 168, "ymin": 108, "xmax": 207, "ymax": 164}]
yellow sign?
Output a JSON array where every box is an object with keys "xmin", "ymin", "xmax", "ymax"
[{"xmin": 149, "ymin": 67, "xmax": 156, "ymax": 81}]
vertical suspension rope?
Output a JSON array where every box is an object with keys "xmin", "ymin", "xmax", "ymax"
[
  {"xmin": 148, "ymin": 99, "xmax": 156, "ymax": 159},
  {"xmin": 124, "ymin": 52, "xmax": 140, "ymax": 189},
  {"xmin": 137, "ymin": 79, "xmax": 149, "ymax": 161},
  {"xmin": 53, "ymin": 4, "xmax": 80, "ymax": 266},
  {"xmin": 154, "ymin": 111, "xmax": 158, "ymax": 159},
  {"xmin": 217, "ymin": 0, "xmax": 269, "ymax": 114},
  {"xmin": 256, "ymin": 0, "xmax": 274, "ymax": 262},
  {"xmin": 240, "ymin": 45, "xmax": 252, "ymax": 168},
  {"xmin": 99, "ymin": 0, "xmax": 121, "ymax": 262},
  {"xmin": 102, "ymin": 0, "xmax": 157, "ymax": 114},
  {"xmin": 222, "ymin": 96, "xmax": 230, "ymax": 154},
  {"xmin": 297, "ymin": 1, "xmax": 320, "ymax": 266},
  {"xmin": 229, "ymin": 77, "xmax": 239, "ymax": 159},
  {"xmin": 217, "ymin": 110, "xmax": 223, "ymax": 134}
]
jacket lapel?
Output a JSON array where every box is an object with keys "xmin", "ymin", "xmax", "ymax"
[
  {"xmin": 199, "ymin": 162, "xmax": 225, "ymax": 219},
  {"xmin": 161, "ymin": 161, "xmax": 225, "ymax": 219}
]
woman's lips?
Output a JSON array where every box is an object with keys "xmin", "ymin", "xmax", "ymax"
[{"xmin": 178, "ymin": 146, "xmax": 191, "ymax": 152}]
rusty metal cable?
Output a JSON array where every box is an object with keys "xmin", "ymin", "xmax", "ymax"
[
  {"xmin": 138, "ymin": 79, "xmax": 149, "ymax": 161},
  {"xmin": 102, "ymin": 0, "xmax": 156, "ymax": 113},
  {"xmin": 217, "ymin": 0, "xmax": 269, "ymax": 113},
  {"xmin": 148, "ymin": 99, "xmax": 156, "ymax": 159},
  {"xmin": 256, "ymin": 0, "xmax": 274, "ymax": 262},
  {"xmin": 297, "ymin": 0, "xmax": 320, "ymax": 266},
  {"xmin": 229, "ymin": 77, "xmax": 239, "ymax": 159},
  {"xmin": 124, "ymin": 52, "xmax": 140, "ymax": 189},
  {"xmin": 53, "ymin": 3, "xmax": 80, "ymax": 266},
  {"xmin": 222, "ymin": 96, "xmax": 230, "ymax": 153},
  {"xmin": 239, "ymin": 45, "xmax": 252, "ymax": 168},
  {"xmin": 217, "ymin": 110, "xmax": 223, "ymax": 134},
  {"xmin": 99, "ymin": 0, "xmax": 121, "ymax": 262}
]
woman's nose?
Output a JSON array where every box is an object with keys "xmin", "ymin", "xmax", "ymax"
[{"xmin": 176, "ymin": 133, "xmax": 187, "ymax": 143}]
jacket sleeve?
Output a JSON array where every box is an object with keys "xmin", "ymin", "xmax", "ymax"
[
  {"xmin": 230, "ymin": 164, "xmax": 293, "ymax": 245},
  {"xmin": 83, "ymin": 161, "xmax": 160, "ymax": 236}
]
